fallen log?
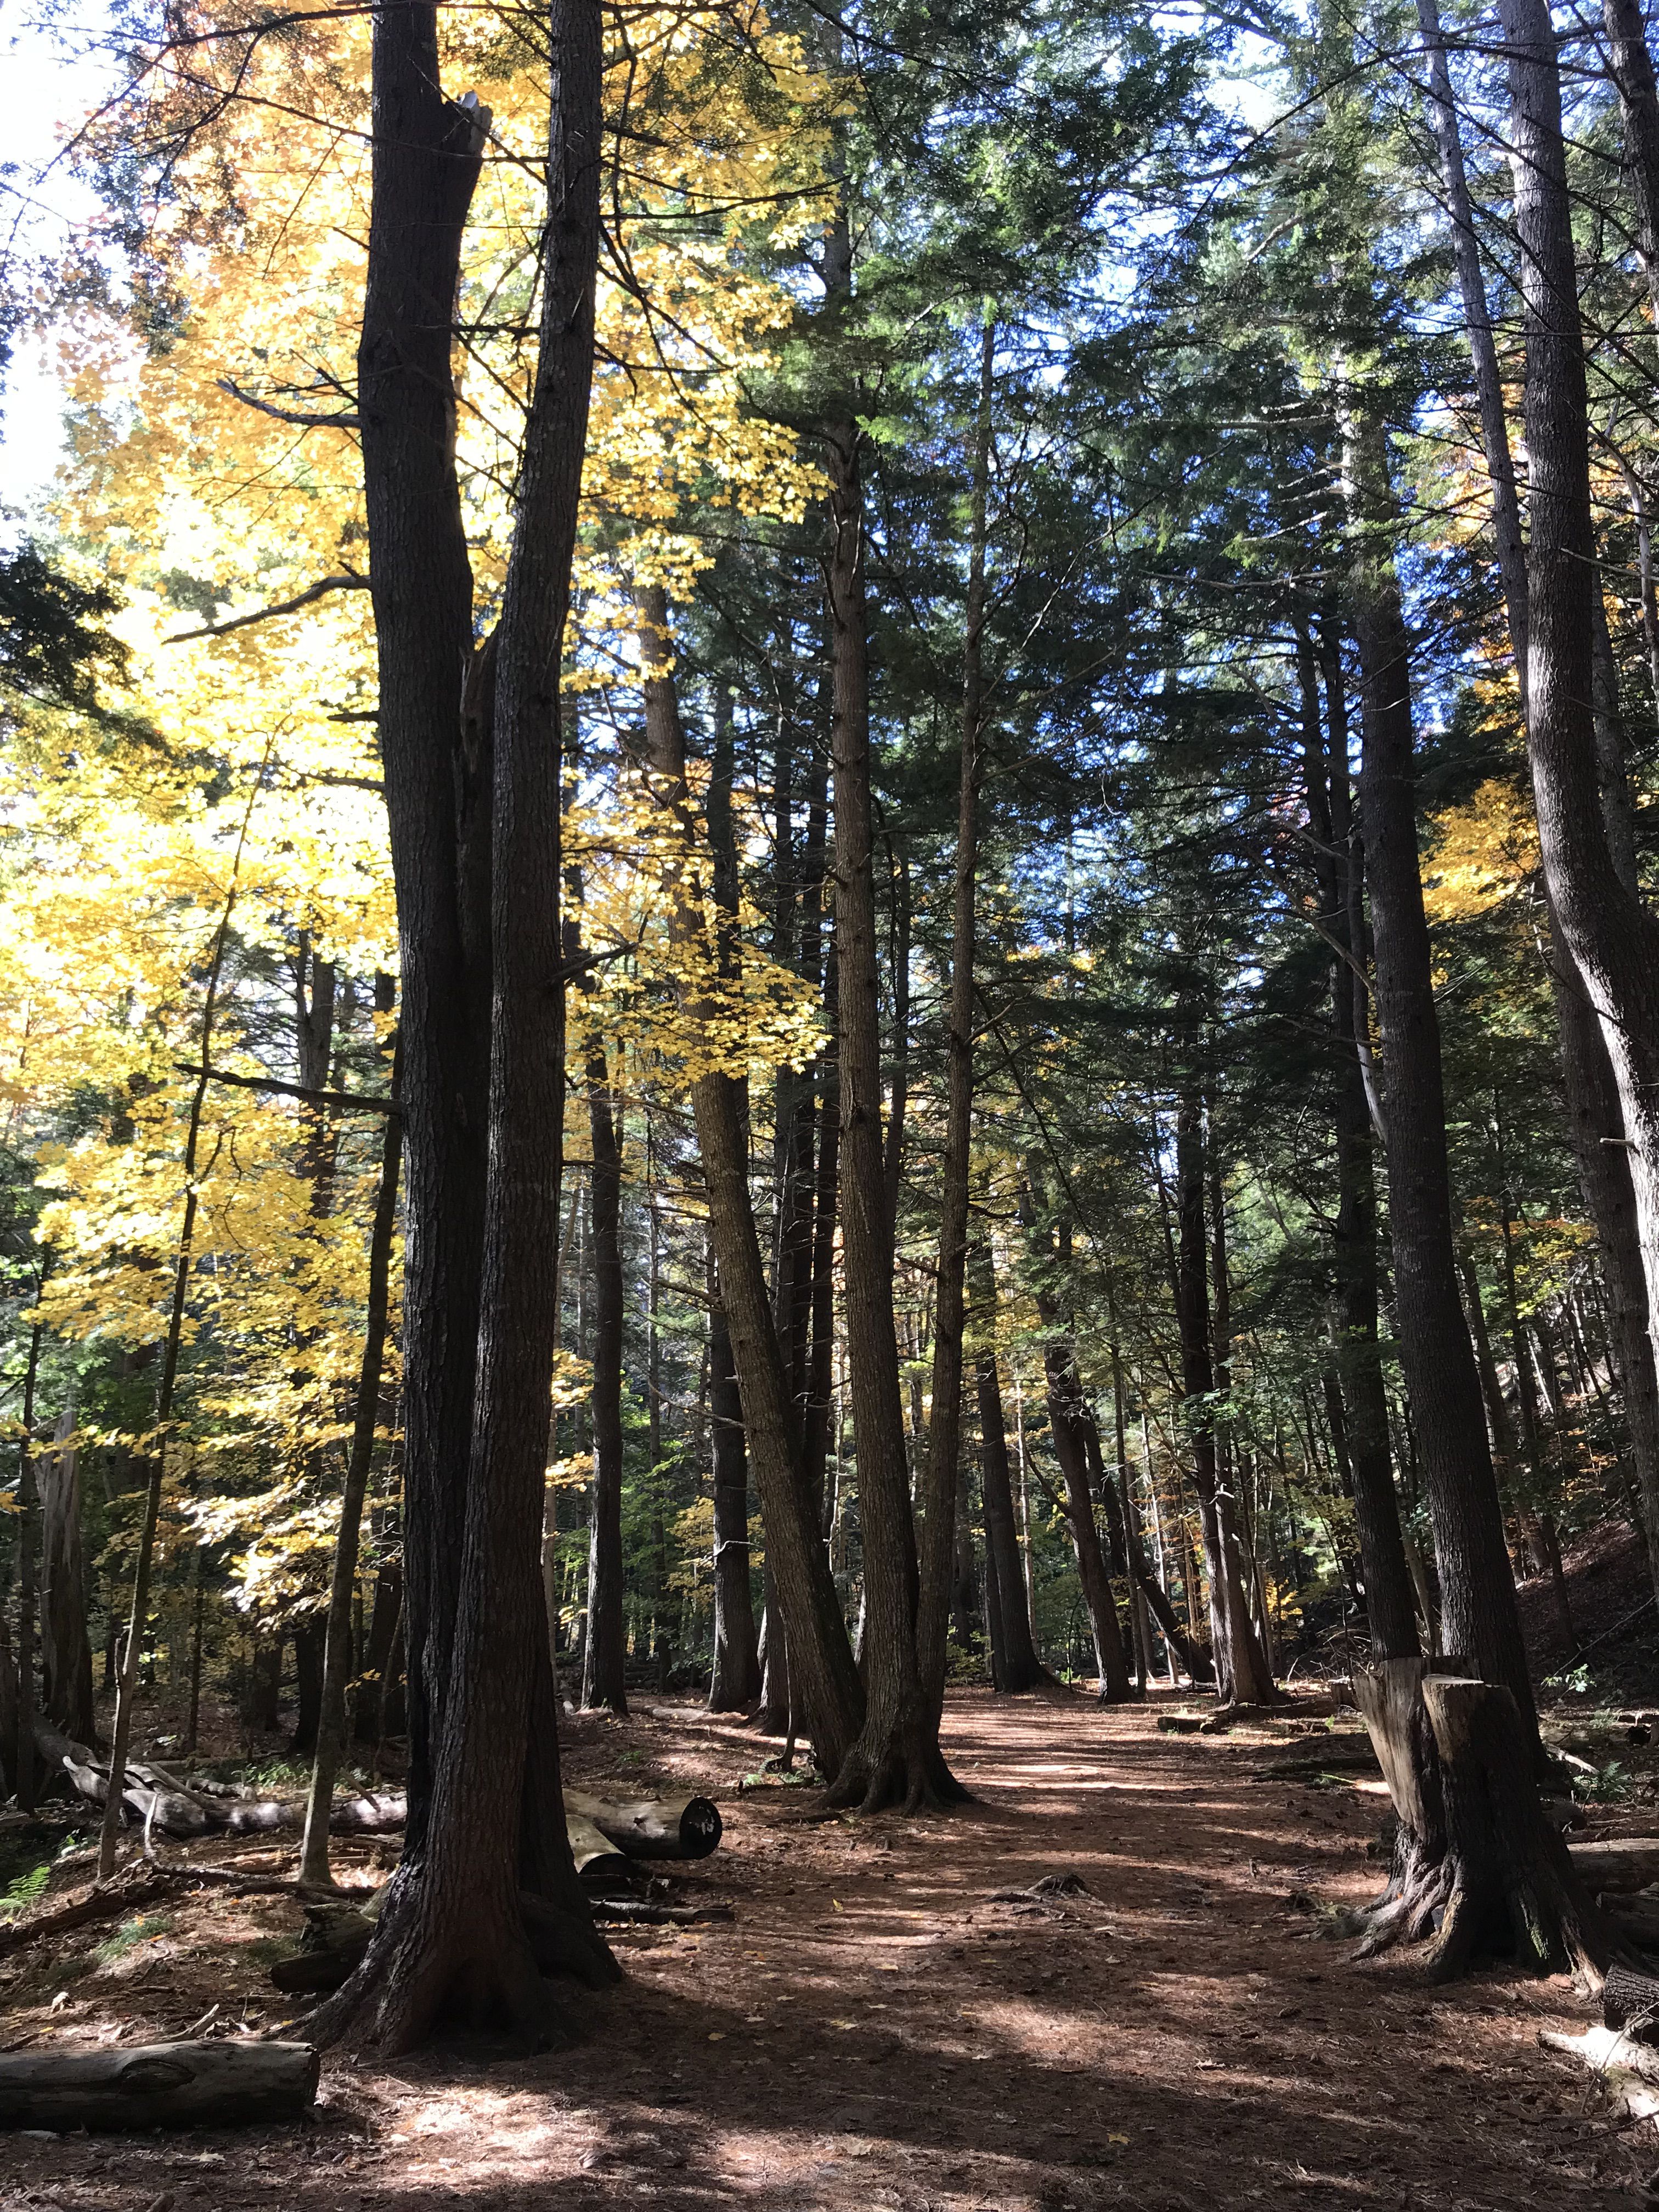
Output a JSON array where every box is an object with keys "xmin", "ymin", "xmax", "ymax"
[
  {"xmin": 0, "ymin": 1869, "xmax": 177, "ymax": 1961},
  {"xmin": 1250, "ymin": 1741, "xmax": 1381, "ymax": 1781},
  {"xmin": 1542, "ymin": 2025, "xmax": 1659, "ymax": 2123},
  {"xmin": 590, "ymin": 1898, "xmax": 732, "ymax": 1925},
  {"xmin": 1568, "ymin": 1841, "xmax": 1659, "ymax": 1895},
  {"xmin": 1604, "ymin": 1891, "xmax": 1659, "ymax": 1955},
  {"xmin": 565, "ymin": 1790, "xmax": 722, "ymax": 1861},
  {"xmin": 329, "ymin": 1791, "xmax": 405, "ymax": 1833},
  {"xmin": 0, "ymin": 2040, "xmax": 319, "ymax": 2129},
  {"xmin": 1604, "ymin": 1961, "xmax": 1659, "ymax": 2042},
  {"xmin": 567, "ymin": 1812, "xmax": 631, "ymax": 1885}
]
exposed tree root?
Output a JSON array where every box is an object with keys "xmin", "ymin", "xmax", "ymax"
[
  {"xmin": 1347, "ymin": 1661, "xmax": 1628, "ymax": 1989},
  {"xmin": 298, "ymin": 1861, "xmax": 618, "ymax": 2056},
  {"xmin": 823, "ymin": 1716, "xmax": 973, "ymax": 1815}
]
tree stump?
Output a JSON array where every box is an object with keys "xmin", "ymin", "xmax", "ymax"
[{"xmin": 1349, "ymin": 1661, "xmax": 1625, "ymax": 1982}]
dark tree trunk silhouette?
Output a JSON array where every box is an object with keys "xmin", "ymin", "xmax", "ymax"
[
  {"xmin": 1502, "ymin": 0, "xmax": 1659, "ymax": 1513},
  {"xmin": 917, "ymin": 315, "xmax": 995, "ymax": 1733},
  {"xmin": 970, "ymin": 1242, "xmax": 1046, "ymax": 1692},
  {"xmin": 1173, "ymin": 1092, "xmax": 1272, "ymax": 1705},
  {"xmin": 1302, "ymin": 624, "xmax": 1419, "ymax": 1660},
  {"xmin": 709, "ymin": 1256, "xmax": 759, "ymax": 1710},
  {"xmin": 819, "ymin": 198, "xmax": 958, "ymax": 1809},
  {"xmin": 582, "ymin": 1048, "xmax": 628, "ymax": 1716},
  {"xmin": 306, "ymin": 0, "xmax": 614, "ymax": 2049},
  {"xmin": 1344, "ymin": 403, "xmax": 1537, "ymax": 1745}
]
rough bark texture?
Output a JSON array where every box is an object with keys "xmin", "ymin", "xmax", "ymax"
[
  {"xmin": 709, "ymin": 1260, "xmax": 760, "ymax": 1711},
  {"xmin": 583, "ymin": 1048, "xmax": 628, "ymax": 1716},
  {"xmin": 1419, "ymin": 0, "xmax": 1659, "ymax": 1607},
  {"xmin": 1308, "ymin": 633, "xmax": 1419, "ymax": 1660},
  {"xmin": 306, "ymin": 0, "xmax": 614, "ymax": 2050},
  {"xmin": 38, "ymin": 1408, "xmax": 93, "ymax": 1744},
  {"xmin": 917, "ymin": 317, "xmax": 994, "ymax": 1731},
  {"xmin": 821, "ymin": 296, "xmax": 958, "ymax": 1809},
  {"xmin": 1502, "ymin": 0, "xmax": 1659, "ymax": 1509},
  {"xmin": 300, "ymin": 1039, "xmax": 403, "ymax": 1890},
  {"xmin": 1344, "ymin": 403, "xmax": 1538, "ymax": 1746},
  {"xmin": 971, "ymin": 1249, "xmax": 1046, "ymax": 1693},
  {"xmin": 0, "ymin": 2041, "xmax": 320, "ymax": 2129}
]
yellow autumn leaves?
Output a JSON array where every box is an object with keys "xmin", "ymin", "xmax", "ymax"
[{"xmin": 0, "ymin": 0, "xmax": 839, "ymax": 1604}]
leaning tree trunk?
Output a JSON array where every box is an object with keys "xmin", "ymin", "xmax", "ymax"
[
  {"xmin": 821, "ymin": 301, "xmax": 961, "ymax": 1811},
  {"xmin": 306, "ymin": 0, "xmax": 615, "ymax": 2051},
  {"xmin": 1030, "ymin": 1296, "xmax": 1133, "ymax": 1699},
  {"xmin": 634, "ymin": 588, "xmax": 863, "ymax": 1779},
  {"xmin": 1502, "ymin": 0, "xmax": 1659, "ymax": 1462},
  {"xmin": 1343, "ymin": 399, "xmax": 1538, "ymax": 1748},
  {"xmin": 582, "ymin": 1047, "xmax": 628, "ymax": 1716}
]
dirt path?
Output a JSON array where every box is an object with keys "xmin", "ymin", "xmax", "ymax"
[{"xmin": 0, "ymin": 1690, "xmax": 1646, "ymax": 2210}]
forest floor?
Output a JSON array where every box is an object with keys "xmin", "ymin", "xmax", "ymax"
[{"xmin": 2, "ymin": 1687, "xmax": 1656, "ymax": 2211}]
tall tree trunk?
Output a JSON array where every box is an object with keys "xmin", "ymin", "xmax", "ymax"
[
  {"xmin": 917, "ymin": 315, "xmax": 994, "ymax": 1733},
  {"xmin": 14, "ymin": 1322, "xmax": 41, "ymax": 1810},
  {"xmin": 1602, "ymin": 0, "xmax": 1659, "ymax": 323},
  {"xmin": 1344, "ymin": 400, "xmax": 1538, "ymax": 1744},
  {"xmin": 633, "ymin": 588, "xmax": 863, "ymax": 1779},
  {"xmin": 709, "ymin": 1255, "xmax": 760, "ymax": 1710},
  {"xmin": 1419, "ymin": 0, "xmax": 1659, "ymax": 1605},
  {"xmin": 38, "ymin": 1405, "xmax": 93, "ymax": 1744},
  {"xmin": 821, "ymin": 245, "xmax": 958, "ymax": 1809},
  {"xmin": 308, "ymin": 0, "xmax": 614, "ymax": 2049},
  {"xmin": 1306, "ymin": 626, "xmax": 1420, "ymax": 1659},
  {"xmin": 300, "ymin": 1054, "xmax": 403, "ymax": 1889},
  {"xmin": 582, "ymin": 1048, "xmax": 627, "ymax": 1716},
  {"xmin": 970, "ymin": 1242, "xmax": 1046, "ymax": 1692},
  {"xmin": 1024, "ymin": 1194, "xmax": 1133, "ymax": 1701},
  {"xmin": 1502, "ymin": 0, "xmax": 1659, "ymax": 1503},
  {"xmin": 1173, "ymin": 1092, "xmax": 1272, "ymax": 1707}
]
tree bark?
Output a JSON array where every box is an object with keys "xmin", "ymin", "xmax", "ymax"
[
  {"xmin": 1173, "ymin": 1090, "xmax": 1272, "ymax": 1705},
  {"xmin": 300, "ymin": 1041, "xmax": 403, "ymax": 1889},
  {"xmin": 306, "ymin": 0, "xmax": 615, "ymax": 2050},
  {"xmin": 0, "ymin": 2041, "xmax": 320, "ymax": 2129},
  {"xmin": 1602, "ymin": 0, "xmax": 1659, "ymax": 325},
  {"xmin": 821, "ymin": 325, "xmax": 958, "ymax": 1810},
  {"xmin": 1418, "ymin": 0, "xmax": 1659, "ymax": 1609},
  {"xmin": 917, "ymin": 314, "xmax": 994, "ymax": 1734},
  {"xmin": 1502, "ymin": 0, "xmax": 1659, "ymax": 1513},
  {"xmin": 38, "ymin": 1407, "xmax": 93, "ymax": 1746},
  {"xmin": 1344, "ymin": 401, "xmax": 1538, "ymax": 1746},
  {"xmin": 1307, "ymin": 626, "xmax": 1419, "ymax": 1659},
  {"xmin": 709, "ymin": 1255, "xmax": 760, "ymax": 1710},
  {"xmin": 970, "ymin": 1242, "xmax": 1046, "ymax": 1691},
  {"xmin": 582, "ymin": 1047, "xmax": 628, "ymax": 1716},
  {"xmin": 633, "ymin": 588, "xmax": 863, "ymax": 1779}
]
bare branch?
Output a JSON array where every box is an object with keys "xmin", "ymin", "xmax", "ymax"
[
  {"xmin": 166, "ymin": 573, "xmax": 370, "ymax": 643},
  {"xmin": 217, "ymin": 376, "xmax": 360, "ymax": 430}
]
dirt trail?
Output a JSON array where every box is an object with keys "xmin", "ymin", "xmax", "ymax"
[{"xmin": 0, "ymin": 1689, "xmax": 1644, "ymax": 2210}]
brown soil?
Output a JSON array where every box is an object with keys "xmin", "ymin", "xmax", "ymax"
[{"xmin": 0, "ymin": 1690, "xmax": 1649, "ymax": 2210}]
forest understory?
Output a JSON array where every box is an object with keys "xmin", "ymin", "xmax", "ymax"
[{"xmin": 2, "ymin": 1665, "xmax": 1654, "ymax": 2212}]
